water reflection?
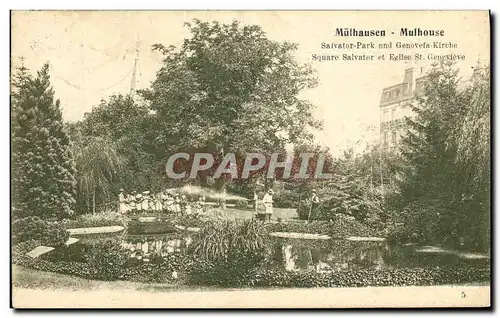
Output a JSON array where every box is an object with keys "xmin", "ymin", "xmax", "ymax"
[
  {"xmin": 118, "ymin": 236, "xmax": 192, "ymax": 262},
  {"xmin": 68, "ymin": 232, "xmax": 489, "ymax": 271},
  {"xmin": 273, "ymin": 240, "xmax": 389, "ymax": 272},
  {"xmin": 269, "ymin": 239, "xmax": 489, "ymax": 273}
]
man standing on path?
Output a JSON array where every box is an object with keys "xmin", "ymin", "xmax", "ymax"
[{"xmin": 308, "ymin": 189, "xmax": 320, "ymax": 222}]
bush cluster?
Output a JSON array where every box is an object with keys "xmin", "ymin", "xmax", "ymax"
[
  {"xmin": 265, "ymin": 217, "xmax": 375, "ymax": 239},
  {"xmin": 12, "ymin": 216, "xmax": 69, "ymax": 246},
  {"xmin": 273, "ymin": 191, "xmax": 302, "ymax": 209}
]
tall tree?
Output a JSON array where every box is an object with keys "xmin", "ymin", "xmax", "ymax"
[
  {"xmin": 398, "ymin": 61, "xmax": 490, "ymax": 250},
  {"xmin": 451, "ymin": 67, "xmax": 491, "ymax": 249},
  {"xmin": 78, "ymin": 94, "xmax": 164, "ymax": 192},
  {"xmin": 11, "ymin": 62, "xmax": 77, "ymax": 219}
]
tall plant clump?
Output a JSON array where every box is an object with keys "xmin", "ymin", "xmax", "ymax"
[{"xmin": 188, "ymin": 219, "xmax": 271, "ymax": 286}]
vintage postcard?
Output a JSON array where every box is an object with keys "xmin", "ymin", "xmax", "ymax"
[{"xmin": 10, "ymin": 10, "xmax": 491, "ymax": 308}]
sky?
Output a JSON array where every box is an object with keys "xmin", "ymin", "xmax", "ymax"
[{"xmin": 11, "ymin": 11, "xmax": 490, "ymax": 156}]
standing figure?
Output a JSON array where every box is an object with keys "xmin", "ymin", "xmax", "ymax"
[
  {"xmin": 174, "ymin": 193, "xmax": 181, "ymax": 215},
  {"xmin": 308, "ymin": 189, "xmax": 320, "ymax": 222},
  {"xmin": 201, "ymin": 196, "xmax": 206, "ymax": 214},
  {"xmin": 118, "ymin": 189, "xmax": 127, "ymax": 214},
  {"xmin": 180, "ymin": 195, "xmax": 188, "ymax": 215},
  {"xmin": 262, "ymin": 189, "xmax": 274, "ymax": 222},
  {"xmin": 142, "ymin": 191, "xmax": 150, "ymax": 212},
  {"xmin": 135, "ymin": 193, "xmax": 143, "ymax": 212},
  {"xmin": 149, "ymin": 193, "xmax": 157, "ymax": 212},
  {"xmin": 126, "ymin": 191, "xmax": 136, "ymax": 213},
  {"xmin": 196, "ymin": 196, "xmax": 205, "ymax": 215},
  {"xmin": 253, "ymin": 191, "xmax": 259, "ymax": 215},
  {"xmin": 160, "ymin": 190, "xmax": 169, "ymax": 213},
  {"xmin": 165, "ymin": 192, "xmax": 175, "ymax": 213},
  {"xmin": 155, "ymin": 193, "xmax": 163, "ymax": 211},
  {"xmin": 149, "ymin": 192, "xmax": 157, "ymax": 211}
]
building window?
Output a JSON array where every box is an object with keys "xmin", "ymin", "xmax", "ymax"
[
  {"xmin": 382, "ymin": 110, "xmax": 388, "ymax": 122},
  {"xmin": 416, "ymin": 82, "xmax": 425, "ymax": 93},
  {"xmin": 392, "ymin": 131, "xmax": 397, "ymax": 144},
  {"xmin": 384, "ymin": 131, "xmax": 388, "ymax": 145},
  {"xmin": 391, "ymin": 108, "xmax": 396, "ymax": 121}
]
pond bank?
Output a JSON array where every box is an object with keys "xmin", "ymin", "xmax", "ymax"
[{"xmin": 12, "ymin": 264, "xmax": 490, "ymax": 308}]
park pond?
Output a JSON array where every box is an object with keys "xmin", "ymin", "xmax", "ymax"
[{"xmin": 58, "ymin": 230, "xmax": 490, "ymax": 274}]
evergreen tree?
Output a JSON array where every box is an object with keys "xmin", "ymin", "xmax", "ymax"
[
  {"xmin": 397, "ymin": 61, "xmax": 490, "ymax": 250},
  {"xmin": 11, "ymin": 62, "xmax": 77, "ymax": 219}
]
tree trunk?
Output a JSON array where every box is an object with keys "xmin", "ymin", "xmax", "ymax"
[
  {"xmin": 92, "ymin": 188, "xmax": 96, "ymax": 214},
  {"xmin": 379, "ymin": 148, "xmax": 384, "ymax": 200},
  {"xmin": 87, "ymin": 195, "xmax": 91, "ymax": 214},
  {"xmin": 219, "ymin": 146, "xmax": 226, "ymax": 209},
  {"xmin": 370, "ymin": 166, "xmax": 374, "ymax": 193}
]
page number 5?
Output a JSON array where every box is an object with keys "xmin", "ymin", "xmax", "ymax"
[{"xmin": 461, "ymin": 291, "xmax": 467, "ymax": 299}]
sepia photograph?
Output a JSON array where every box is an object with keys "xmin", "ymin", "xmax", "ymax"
[{"xmin": 10, "ymin": 10, "xmax": 491, "ymax": 308}]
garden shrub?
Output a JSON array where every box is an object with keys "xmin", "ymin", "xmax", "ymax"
[
  {"xmin": 62, "ymin": 210, "xmax": 126, "ymax": 229},
  {"xmin": 187, "ymin": 250, "xmax": 267, "ymax": 287},
  {"xmin": 385, "ymin": 201, "xmax": 451, "ymax": 245},
  {"xmin": 234, "ymin": 200, "xmax": 250, "ymax": 209},
  {"xmin": 12, "ymin": 216, "xmax": 69, "ymax": 246},
  {"xmin": 273, "ymin": 191, "xmax": 302, "ymax": 209},
  {"xmin": 82, "ymin": 240, "xmax": 128, "ymax": 280},
  {"xmin": 265, "ymin": 217, "xmax": 375, "ymax": 238},
  {"xmin": 186, "ymin": 218, "xmax": 271, "ymax": 286}
]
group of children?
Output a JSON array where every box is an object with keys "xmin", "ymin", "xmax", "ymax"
[
  {"xmin": 253, "ymin": 189, "xmax": 275, "ymax": 222},
  {"xmin": 117, "ymin": 189, "xmax": 206, "ymax": 215}
]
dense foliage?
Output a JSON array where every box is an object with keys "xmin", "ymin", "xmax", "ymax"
[
  {"xmin": 265, "ymin": 218, "xmax": 375, "ymax": 238},
  {"xmin": 12, "ymin": 217, "xmax": 69, "ymax": 246},
  {"xmin": 395, "ymin": 62, "xmax": 490, "ymax": 251},
  {"xmin": 11, "ymin": 63, "xmax": 77, "ymax": 219},
  {"xmin": 139, "ymin": 19, "xmax": 321, "ymax": 192}
]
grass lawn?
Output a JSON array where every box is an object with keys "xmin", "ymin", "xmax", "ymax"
[{"xmin": 11, "ymin": 264, "xmax": 215, "ymax": 293}]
